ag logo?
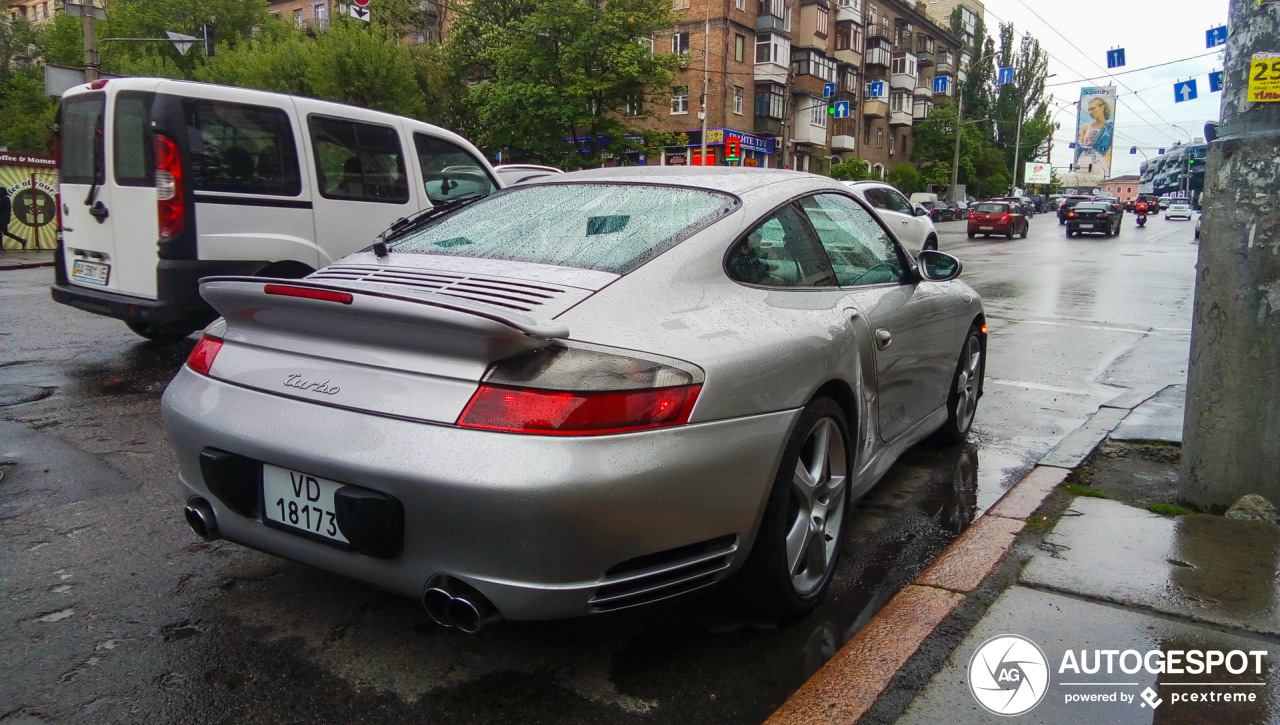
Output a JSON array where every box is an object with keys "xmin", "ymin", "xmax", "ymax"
[{"xmin": 968, "ymin": 634, "xmax": 1050, "ymax": 716}]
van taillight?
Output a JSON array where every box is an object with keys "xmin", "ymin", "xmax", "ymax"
[{"xmin": 155, "ymin": 134, "xmax": 185, "ymax": 238}]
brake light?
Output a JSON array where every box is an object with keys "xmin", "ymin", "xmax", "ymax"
[
  {"xmin": 1068, "ymin": 212, "xmax": 1075, "ymax": 217},
  {"xmin": 968, "ymin": 212, "xmax": 976, "ymax": 219},
  {"xmin": 458, "ymin": 384, "xmax": 701, "ymax": 435},
  {"xmin": 1099, "ymin": 212, "xmax": 1110, "ymax": 217},
  {"xmin": 89, "ymin": 79, "xmax": 109, "ymax": 90},
  {"xmin": 1001, "ymin": 214, "xmax": 1011, "ymax": 222},
  {"xmin": 186, "ymin": 335, "xmax": 223, "ymax": 376},
  {"xmin": 155, "ymin": 134, "xmax": 185, "ymax": 238},
  {"xmin": 264, "ymin": 284, "xmax": 354, "ymax": 304}
]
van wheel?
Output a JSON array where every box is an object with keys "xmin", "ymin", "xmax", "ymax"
[{"xmin": 125, "ymin": 321, "xmax": 197, "ymax": 342}]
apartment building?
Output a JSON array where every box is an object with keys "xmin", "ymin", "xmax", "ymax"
[
  {"xmin": 266, "ymin": 0, "xmax": 443, "ymax": 42},
  {"xmin": 638, "ymin": 0, "xmax": 963, "ymax": 174},
  {"xmin": 7, "ymin": 0, "xmax": 61, "ymax": 23}
]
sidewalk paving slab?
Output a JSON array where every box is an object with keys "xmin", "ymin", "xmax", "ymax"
[
  {"xmin": 1110, "ymin": 384, "xmax": 1185, "ymax": 444},
  {"xmin": 1037, "ymin": 406, "xmax": 1130, "ymax": 469},
  {"xmin": 897, "ymin": 585, "xmax": 1278, "ymax": 725},
  {"xmin": 0, "ymin": 249, "xmax": 55, "ymax": 270},
  {"xmin": 1020, "ymin": 496, "xmax": 1280, "ymax": 638}
]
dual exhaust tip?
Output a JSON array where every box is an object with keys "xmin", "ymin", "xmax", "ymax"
[
  {"xmin": 423, "ymin": 575, "xmax": 501, "ymax": 634},
  {"xmin": 183, "ymin": 499, "xmax": 501, "ymax": 633}
]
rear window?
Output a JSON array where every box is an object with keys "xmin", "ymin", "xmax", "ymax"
[
  {"xmin": 185, "ymin": 100, "xmax": 302, "ymax": 196},
  {"xmin": 1074, "ymin": 203, "xmax": 1107, "ymax": 211},
  {"xmin": 389, "ymin": 183, "xmax": 738, "ymax": 274},
  {"xmin": 973, "ymin": 203, "xmax": 1006, "ymax": 213},
  {"xmin": 114, "ymin": 91, "xmax": 153, "ymax": 186},
  {"xmin": 59, "ymin": 93, "xmax": 105, "ymax": 185}
]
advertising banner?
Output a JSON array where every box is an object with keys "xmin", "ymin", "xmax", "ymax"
[
  {"xmin": 1024, "ymin": 162, "xmax": 1052, "ymax": 185},
  {"xmin": 1073, "ymin": 87, "xmax": 1117, "ymax": 187},
  {"xmin": 1, "ymin": 155, "xmax": 59, "ymax": 250}
]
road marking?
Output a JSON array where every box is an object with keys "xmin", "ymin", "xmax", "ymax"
[{"xmin": 987, "ymin": 378, "xmax": 1098, "ymax": 396}]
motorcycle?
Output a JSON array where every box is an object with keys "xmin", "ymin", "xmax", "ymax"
[{"xmin": 1136, "ymin": 212, "xmax": 1147, "ymax": 227}]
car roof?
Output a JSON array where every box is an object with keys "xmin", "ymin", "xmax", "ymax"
[{"xmin": 541, "ymin": 166, "xmax": 816, "ymax": 195}]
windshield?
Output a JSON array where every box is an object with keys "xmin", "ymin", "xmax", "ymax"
[{"xmin": 389, "ymin": 183, "xmax": 738, "ymax": 274}]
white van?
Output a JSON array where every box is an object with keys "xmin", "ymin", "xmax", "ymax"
[{"xmin": 53, "ymin": 78, "xmax": 501, "ymax": 339}]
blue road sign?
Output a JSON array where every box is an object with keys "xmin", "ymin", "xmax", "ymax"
[
  {"xmin": 833, "ymin": 100, "xmax": 850, "ymax": 118},
  {"xmin": 823, "ymin": 82, "xmax": 835, "ymax": 99},
  {"xmin": 1174, "ymin": 79, "xmax": 1198, "ymax": 103},
  {"xmin": 932, "ymin": 76, "xmax": 949, "ymax": 94},
  {"xmin": 868, "ymin": 80, "xmax": 886, "ymax": 98},
  {"xmin": 1106, "ymin": 48, "xmax": 1125, "ymax": 68},
  {"xmin": 1068, "ymin": 142, "xmax": 1076, "ymax": 149},
  {"xmin": 1158, "ymin": 148, "xmax": 1165, "ymax": 155},
  {"xmin": 1206, "ymin": 25, "xmax": 1227, "ymax": 48},
  {"xmin": 998, "ymin": 66, "xmax": 1015, "ymax": 85},
  {"xmin": 1130, "ymin": 147, "xmax": 1137, "ymax": 154},
  {"xmin": 1209, "ymin": 70, "xmax": 1224, "ymax": 92}
]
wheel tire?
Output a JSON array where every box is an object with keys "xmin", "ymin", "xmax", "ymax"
[
  {"xmin": 924, "ymin": 235, "xmax": 938, "ymax": 251},
  {"xmin": 125, "ymin": 320, "xmax": 198, "ymax": 342},
  {"xmin": 733, "ymin": 397, "xmax": 851, "ymax": 617},
  {"xmin": 1006, "ymin": 229, "xmax": 1015, "ymax": 240},
  {"xmin": 966, "ymin": 230, "xmax": 975, "ymax": 239},
  {"xmin": 934, "ymin": 326, "xmax": 984, "ymax": 445},
  {"xmin": 1020, "ymin": 225, "xmax": 1029, "ymax": 239}
]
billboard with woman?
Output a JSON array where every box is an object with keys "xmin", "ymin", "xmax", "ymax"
[{"xmin": 1073, "ymin": 87, "xmax": 1116, "ymax": 186}]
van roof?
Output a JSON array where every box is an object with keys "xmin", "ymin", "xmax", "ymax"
[{"xmin": 61, "ymin": 77, "xmax": 477, "ymax": 151}]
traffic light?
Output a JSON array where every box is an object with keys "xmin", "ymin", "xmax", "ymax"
[
  {"xmin": 203, "ymin": 24, "xmax": 215, "ymax": 56},
  {"xmin": 725, "ymin": 137, "xmax": 740, "ymax": 162}
]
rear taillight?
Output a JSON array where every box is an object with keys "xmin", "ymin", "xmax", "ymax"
[
  {"xmin": 1068, "ymin": 211, "xmax": 1075, "ymax": 217},
  {"xmin": 155, "ymin": 134, "xmax": 185, "ymax": 238},
  {"xmin": 186, "ymin": 335, "xmax": 223, "ymax": 376},
  {"xmin": 1001, "ymin": 214, "xmax": 1011, "ymax": 222},
  {"xmin": 968, "ymin": 212, "xmax": 976, "ymax": 219},
  {"xmin": 457, "ymin": 343, "xmax": 704, "ymax": 436},
  {"xmin": 1099, "ymin": 212, "xmax": 1110, "ymax": 217}
]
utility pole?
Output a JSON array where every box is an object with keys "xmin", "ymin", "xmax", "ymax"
[
  {"xmin": 65, "ymin": 2, "xmax": 105, "ymax": 81},
  {"xmin": 1009, "ymin": 100, "xmax": 1024, "ymax": 196},
  {"xmin": 1181, "ymin": 0, "xmax": 1280, "ymax": 508},
  {"xmin": 698, "ymin": 0, "xmax": 711, "ymax": 167},
  {"xmin": 948, "ymin": 90, "xmax": 964, "ymax": 202}
]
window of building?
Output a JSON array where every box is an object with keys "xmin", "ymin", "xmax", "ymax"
[
  {"xmin": 309, "ymin": 116, "xmax": 407, "ymax": 203},
  {"xmin": 863, "ymin": 119, "xmax": 872, "ymax": 145},
  {"xmin": 671, "ymin": 86, "xmax": 689, "ymax": 114},
  {"xmin": 840, "ymin": 67, "xmax": 858, "ymax": 93},
  {"xmin": 626, "ymin": 93, "xmax": 644, "ymax": 117},
  {"xmin": 313, "ymin": 2, "xmax": 328, "ymax": 30},
  {"xmin": 890, "ymin": 91, "xmax": 909, "ymax": 113},
  {"xmin": 736, "ymin": 0, "xmax": 746, "ymax": 9},
  {"xmin": 900, "ymin": 133, "xmax": 907, "ymax": 154},
  {"xmin": 735, "ymin": 34, "xmax": 745, "ymax": 62},
  {"xmin": 733, "ymin": 86, "xmax": 744, "ymax": 115},
  {"xmin": 755, "ymin": 84, "xmax": 785, "ymax": 119},
  {"xmin": 876, "ymin": 127, "xmax": 883, "ymax": 147},
  {"xmin": 835, "ymin": 22, "xmax": 850, "ymax": 51},
  {"xmin": 638, "ymin": 36, "xmax": 655, "ymax": 53},
  {"xmin": 784, "ymin": 6, "xmax": 792, "ymax": 31},
  {"xmin": 758, "ymin": 0, "xmax": 784, "ymax": 18},
  {"xmin": 852, "ymin": 23, "xmax": 863, "ymax": 52},
  {"xmin": 791, "ymin": 49, "xmax": 836, "ymax": 82},
  {"xmin": 672, "ymin": 32, "xmax": 690, "ymax": 55},
  {"xmin": 891, "ymin": 53, "xmax": 917, "ymax": 78},
  {"xmin": 185, "ymin": 99, "xmax": 302, "ymax": 196},
  {"xmin": 816, "ymin": 7, "xmax": 829, "ymax": 36},
  {"xmin": 294, "ymin": 9, "xmax": 303, "ymax": 26},
  {"xmin": 673, "ymin": 0, "xmax": 690, "ymax": 9},
  {"xmin": 756, "ymin": 33, "xmax": 789, "ymax": 65},
  {"xmin": 810, "ymin": 100, "xmax": 828, "ymax": 128}
]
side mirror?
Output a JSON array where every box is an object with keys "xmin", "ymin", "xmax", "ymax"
[
  {"xmin": 917, "ymin": 250, "xmax": 962, "ymax": 281},
  {"xmin": 913, "ymin": 204, "xmax": 930, "ymax": 217}
]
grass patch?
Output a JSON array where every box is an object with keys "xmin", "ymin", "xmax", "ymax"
[
  {"xmin": 1062, "ymin": 482, "xmax": 1114, "ymax": 499},
  {"xmin": 1147, "ymin": 503, "xmax": 1197, "ymax": 517},
  {"xmin": 1025, "ymin": 515, "xmax": 1055, "ymax": 535}
]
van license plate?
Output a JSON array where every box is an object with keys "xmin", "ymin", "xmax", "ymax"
[
  {"xmin": 71, "ymin": 260, "xmax": 110, "ymax": 285},
  {"xmin": 262, "ymin": 464, "xmax": 350, "ymax": 545}
]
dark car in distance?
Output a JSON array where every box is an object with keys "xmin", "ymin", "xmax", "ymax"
[
  {"xmin": 1054, "ymin": 195, "xmax": 1095, "ymax": 224},
  {"xmin": 1065, "ymin": 201, "xmax": 1121, "ymax": 237},
  {"xmin": 919, "ymin": 201, "xmax": 955, "ymax": 223},
  {"xmin": 968, "ymin": 201, "xmax": 1029, "ymax": 239}
]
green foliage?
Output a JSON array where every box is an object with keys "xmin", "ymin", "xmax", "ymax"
[
  {"xmin": 0, "ymin": 69, "xmax": 57, "ymax": 153},
  {"xmin": 911, "ymin": 106, "xmax": 983, "ymax": 186},
  {"xmin": 1147, "ymin": 503, "xmax": 1197, "ymax": 517},
  {"xmin": 98, "ymin": 0, "xmax": 267, "ymax": 75},
  {"xmin": 829, "ymin": 158, "xmax": 872, "ymax": 181},
  {"xmin": 443, "ymin": 0, "xmax": 678, "ymax": 165},
  {"xmin": 1062, "ymin": 483, "xmax": 1114, "ymax": 499},
  {"xmin": 887, "ymin": 162, "xmax": 923, "ymax": 195}
]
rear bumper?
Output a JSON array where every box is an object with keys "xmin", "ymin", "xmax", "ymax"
[
  {"xmin": 51, "ymin": 255, "xmax": 266, "ymax": 328},
  {"xmin": 968, "ymin": 222, "xmax": 1010, "ymax": 234},
  {"xmin": 161, "ymin": 369, "xmax": 799, "ymax": 621}
]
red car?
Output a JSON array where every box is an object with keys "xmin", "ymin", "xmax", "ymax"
[{"xmin": 967, "ymin": 201, "xmax": 1029, "ymax": 239}]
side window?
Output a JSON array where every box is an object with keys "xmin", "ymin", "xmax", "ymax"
[
  {"xmin": 185, "ymin": 100, "xmax": 302, "ymax": 196},
  {"xmin": 883, "ymin": 188, "xmax": 913, "ymax": 214},
  {"xmin": 113, "ymin": 92, "xmax": 153, "ymax": 186},
  {"xmin": 413, "ymin": 133, "xmax": 497, "ymax": 204},
  {"xmin": 727, "ymin": 204, "xmax": 834, "ymax": 287},
  {"xmin": 309, "ymin": 116, "xmax": 409, "ymax": 203},
  {"xmin": 798, "ymin": 194, "xmax": 906, "ymax": 286},
  {"xmin": 863, "ymin": 187, "xmax": 890, "ymax": 211}
]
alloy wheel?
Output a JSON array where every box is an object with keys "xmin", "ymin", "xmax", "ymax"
[
  {"xmin": 953, "ymin": 334, "xmax": 983, "ymax": 433},
  {"xmin": 786, "ymin": 418, "xmax": 848, "ymax": 595}
]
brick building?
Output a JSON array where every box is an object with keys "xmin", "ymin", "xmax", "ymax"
[
  {"xmin": 7, "ymin": 0, "xmax": 62, "ymax": 23},
  {"xmin": 633, "ymin": 0, "xmax": 966, "ymax": 174},
  {"xmin": 1099, "ymin": 174, "xmax": 1141, "ymax": 203}
]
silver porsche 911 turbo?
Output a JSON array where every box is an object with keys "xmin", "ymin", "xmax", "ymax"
[{"xmin": 162, "ymin": 167, "xmax": 985, "ymax": 632}]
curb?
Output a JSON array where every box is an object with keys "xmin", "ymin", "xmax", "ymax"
[
  {"xmin": 0, "ymin": 261, "xmax": 55, "ymax": 271},
  {"xmin": 764, "ymin": 401, "xmax": 1140, "ymax": 725}
]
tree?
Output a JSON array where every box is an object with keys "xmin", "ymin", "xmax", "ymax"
[
  {"xmin": 443, "ymin": 0, "xmax": 678, "ymax": 166},
  {"xmin": 992, "ymin": 24, "xmax": 1051, "ymax": 187},
  {"xmin": 98, "ymin": 0, "xmax": 267, "ymax": 75},
  {"xmin": 911, "ymin": 106, "xmax": 983, "ymax": 185},
  {"xmin": 0, "ymin": 17, "xmax": 57, "ymax": 153},
  {"xmin": 829, "ymin": 158, "xmax": 872, "ymax": 181},
  {"xmin": 950, "ymin": 8, "xmax": 995, "ymax": 145},
  {"xmin": 887, "ymin": 162, "xmax": 924, "ymax": 195}
]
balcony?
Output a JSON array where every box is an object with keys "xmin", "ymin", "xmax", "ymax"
[
  {"xmin": 936, "ymin": 57, "xmax": 953, "ymax": 75},
  {"xmin": 834, "ymin": 48, "xmax": 862, "ymax": 66},
  {"xmin": 891, "ymin": 71, "xmax": 916, "ymax": 91},
  {"xmin": 863, "ymin": 98, "xmax": 887, "ymax": 118},
  {"xmin": 890, "ymin": 109, "xmax": 912, "ymax": 127},
  {"xmin": 866, "ymin": 22, "xmax": 888, "ymax": 42},
  {"xmin": 914, "ymin": 80, "xmax": 933, "ymax": 98},
  {"xmin": 756, "ymin": 13, "xmax": 786, "ymax": 32},
  {"xmin": 912, "ymin": 99, "xmax": 932, "ymax": 121},
  {"xmin": 864, "ymin": 46, "xmax": 890, "ymax": 69},
  {"xmin": 835, "ymin": 3, "xmax": 860, "ymax": 22},
  {"xmin": 916, "ymin": 49, "xmax": 933, "ymax": 67},
  {"xmin": 754, "ymin": 62, "xmax": 789, "ymax": 85},
  {"xmin": 832, "ymin": 134, "xmax": 857, "ymax": 152},
  {"xmin": 754, "ymin": 115, "xmax": 783, "ymax": 135},
  {"xmin": 791, "ymin": 118, "xmax": 827, "ymax": 145}
]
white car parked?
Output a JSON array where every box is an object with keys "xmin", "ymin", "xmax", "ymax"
[
  {"xmin": 1165, "ymin": 202, "xmax": 1194, "ymax": 221},
  {"xmin": 840, "ymin": 181, "xmax": 939, "ymax": 254}
]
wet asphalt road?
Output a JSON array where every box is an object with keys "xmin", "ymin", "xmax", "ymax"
[{"xmin": 0, "ymin": 212, "xmax": 1199, "ymax": 724}]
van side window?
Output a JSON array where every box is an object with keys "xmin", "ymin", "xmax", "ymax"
[
  {"xmin": 413, "ymin": 134, "xmax": 496, "ymax": 204},
  {"xmin": 310, "ymin": 117, "xmax": 409, "ymax": 203},
  {"xmin": 185, "ymin": 100, "xmax": 301, "ymax": 196},
  {"xmin": 113, "ymin": 92, "xmax": 153, "ymax": 186}
]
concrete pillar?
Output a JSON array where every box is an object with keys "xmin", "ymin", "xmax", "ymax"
[{"xmin": 1180, "ymin": 0, "xmax": 1280, "ymax": 508}]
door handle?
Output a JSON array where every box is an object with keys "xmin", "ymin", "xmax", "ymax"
[{"xmin": 875, "ymin": 328, "xmax": 892, "ymax": 349}]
